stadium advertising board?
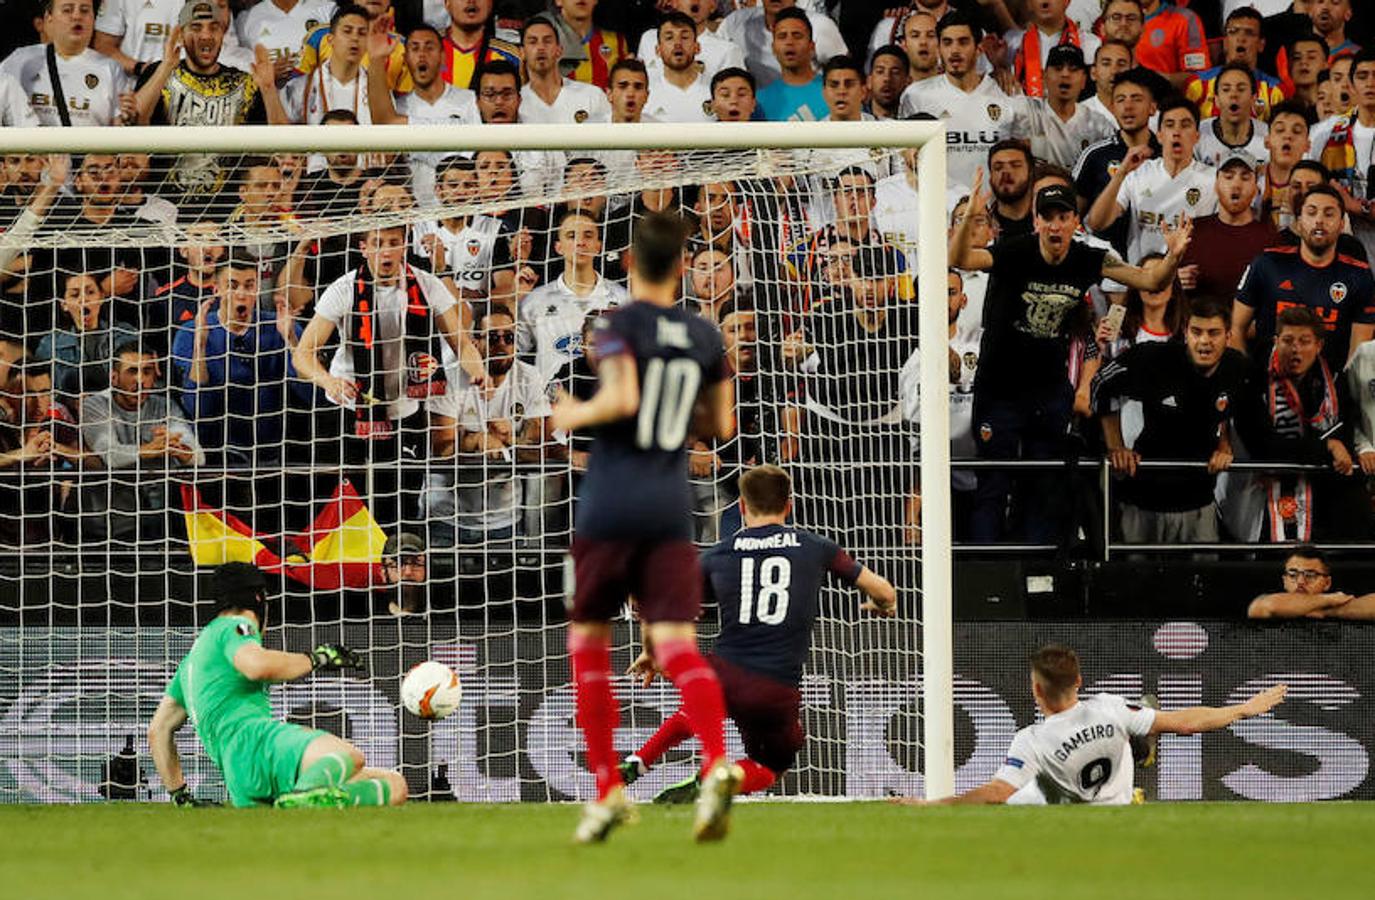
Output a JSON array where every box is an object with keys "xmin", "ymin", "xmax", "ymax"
[{"xmin": 1, "ymin": 621, "xmax": 1370, "ymax": 803}]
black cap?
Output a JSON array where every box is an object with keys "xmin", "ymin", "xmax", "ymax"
[
  {"xmin": 383, "ymin": 532, "xmax": 426, "ymax": 557},
  {"xmin": 1035, "ymin": 184, "xmax": 1079, "ymax": 216},
  {"xmin": 212, "ymin": 562, "xmax": 267, "ymax": 614},
  {"xmin": 850, "ymin": 243, "xmax": 905, "ymax": 279},
  {"xmin": 1045, "ymin": 44, "xmax": 1087, "ymax": 71}
]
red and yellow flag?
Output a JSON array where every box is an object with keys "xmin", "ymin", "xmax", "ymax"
[{"xmin": 181, "ymin": 481, "xmax": 387, "ymax": 590}]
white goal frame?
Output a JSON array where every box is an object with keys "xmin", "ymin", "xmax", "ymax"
[{"xmin": 0, "ymin": 120, "xmax": 954, "ymax": 800}]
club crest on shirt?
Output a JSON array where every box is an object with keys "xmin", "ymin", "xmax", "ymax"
[
  {"xmin": 1186, "ymin": 187, "xmax": 1201, "ymax": 206},
  {"xmin": 85, "ymin": 73, "xmax": 99, "ymax": 89},
  {"xmin": 574, "ymin": 109, "xmax": 589, "ymax": 123},
  {"xmin": 1216, "ymin": 392, "xmax": 1229, "ymax": 413},
  {"xmin": 987, "ymin": 104, "xmax": 1002, "ymax": 121},
  {"xmin": 979, "ymin": 422, "xmax": 993, "ymax": 443},
  {"xmin": 1331, "ymin": 282, "xmax": 1348, "ymax": 304},
  {"xmin": 466, "ymin": 238, "xmax": 482, "ymax": 257},
  {"xmin": 599, "ymin": 43, "xmax": 613, "ymax": 58}
]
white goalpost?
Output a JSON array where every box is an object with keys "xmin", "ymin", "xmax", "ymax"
[{"xmin": 0, "ymin": 121, "xmax": 952, "ymax": 802}]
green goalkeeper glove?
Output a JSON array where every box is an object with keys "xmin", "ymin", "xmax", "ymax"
[
  {"xmin": 170, "ymin": 785, "xmax": 220, "ymax": 808},
  {"xmin": 310, "ymin": 643, "xmax": 363, "ymax": 672}
]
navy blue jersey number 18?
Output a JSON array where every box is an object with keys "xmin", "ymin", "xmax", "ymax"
[{"xmin": 739, "ymin": 556, "xmax": 792, "ymax": 625}]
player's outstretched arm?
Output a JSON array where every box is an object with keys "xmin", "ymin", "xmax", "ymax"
[
  {"xmin": 856, "ymin": 567, "xmax": 897, "ymax": 617},
  {"xmin": 898, "ymin": 778, "xmax": 1017, "ymax": 806},
  {"xmin": 551, "ymin": 354, "xmax": 640, "ymax": 432},
  {"xmin": 1149, "ymin": 683, "xmax": 1286, "ymax": 736},
  {"xmin": 231, "ymin": 643, "xmax": 364, "ymax": 683}
]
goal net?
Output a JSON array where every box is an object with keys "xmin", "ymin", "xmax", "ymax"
[{"xmin": 0, "ymin": 122, "xmax": 951, "ymax": 803}]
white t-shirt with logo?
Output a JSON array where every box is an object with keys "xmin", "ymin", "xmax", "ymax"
[
  {"xmin": 412, "ymin": 215, "xmax": 505, "ymax": 297},
  {"xmin": 236, "ymin": 0, "xmax": 335, "ymax": 64},
  {"xmin": 994, "ymin": 693, "xmax": 1157, "ymax": 805},
  {"xmin": 314, "ymin": 266, "xmax": 459, "ymax": 421},
  {"xmin": 1118, "ymin": 157, "xmax": 1218, "ymax": 264},
  {"xmin": 517, "ymin": 274, "xmax": 629, "ymax": 379},
  {"xmin": 645, "ymin": 69, "xmax": 714, "ymax": 123},
  {"xmin": 95, "ymin": 0, "xmax": 180, "ymax": 65},
  {"xmin": 1195, "ymin": 117, "xmax": 1270, "ymax": 168},
  {"xmin": 1014, "ymin": 99, "xmax": 1116, "ymax": 170},
  {"xmin": 282, "ymin": 62, "xmax": 371, "ymax": 125},
  {"xmin": 898, "ymin": 74, "xmax": 1014, "ymax": 191},
  {"xmin": 0, "ymin": 45, "xmax": 129, "ymax": 127},
  {"xmin": 637, "ymin": 28, "xmax": 745, "ymax": 80},
  {"xmin": 518, "ymin": 79, "xmax": 612, "ymax": 125}
]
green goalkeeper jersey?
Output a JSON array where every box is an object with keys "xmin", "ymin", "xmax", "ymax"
[{"xmin": 166, "ymin": 615, "xmax": 273, "ymax": 771}]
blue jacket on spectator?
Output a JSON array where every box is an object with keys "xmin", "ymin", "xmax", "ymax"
[
  {"xmin": 171, "ymin": 307, "xmax": 309, "ymax": 463},
  {"xmin": 35, "ymin": 315, "xmax": 142, "ymax": 403}
]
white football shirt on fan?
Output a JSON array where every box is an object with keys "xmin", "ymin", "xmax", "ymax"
[
  {"xmin": 95, "ymin": 0, "xmax": 179, "ymax": 65},
  {"xmin": 717, "ymin": 5, "xmax": 847, "ymax": 86},
  {"xmin": 314, "ymin": 266, "xmax": 458, "ymax": 421},
  {"xmin": 236, "ymin": 0, "xmax": 335, "ymax": 64},
  {"xmin": 1194, "ymin": 117, "xmax": 1269, "ymax": 168},
  {"xmin": 898, "ymin": 74, "xmax": 1014, "ymax": 190},
  {"xmin": 517, "ymin": 274, "xmax": 629, "ymax": 379},
  {"xmin": 1118, "ymin": 158, "xmax": 1217, "ymax": 263},
  {"xmin": 1079, "ymin": 95, "xmax": 1116, "ymax": 131},
  {"xmin": 518, "ymin": 79, "xmax": 612, "ymax": 125},
  {"xmin": 397, "ymin": 86, "xmax": 481, "ymax": 203},
  {"xmin": 282, "ymin": 62, "xmax": 371, "ymax": 125},
  {"xmin": 873, "ymin": 171, "xmax": 920, "ymax": 255},
  {"xmin": 645, "ymin": 69, "xmax": 714, "ymax": 123},
  {"xmin": 0, "ymin": 45, "xmax": 128, "ymax": 127},
  {"xmin": 1013, "ymin": 99, "xmax": 1116, "ymax": 169},
  {"xmin": 994, "ymin": 693, "xmax": 1156, "ymax": 805},
  {"xmin": 412, "ymin": 214, "xmax": 505, "ymax": 296},
  {"xmin": 636, "ymin": 28, "xmax": 745, "ymax": 79},
  {"xmin": 0, "ymin": 71, "xmax": 38, "ymax": 126}
]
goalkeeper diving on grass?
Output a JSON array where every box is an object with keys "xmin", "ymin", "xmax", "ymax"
[{"xmin": 148, "ymin": 562, "xmax": 407, "ymax": 808}]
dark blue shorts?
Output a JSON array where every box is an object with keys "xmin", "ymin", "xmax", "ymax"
[{"xmin": 569, "ymin": 538, "xmax": 702, "ymax": 624}]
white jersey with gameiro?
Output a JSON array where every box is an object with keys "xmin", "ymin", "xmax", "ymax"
[{"xmin": 994, "ymin": 693, "xmax": 1156, "ymax": 805}]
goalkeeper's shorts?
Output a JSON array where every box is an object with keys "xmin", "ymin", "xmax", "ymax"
[{"xmin": 220, "ymin": 719, "xmax": 327, "ymax": 807}]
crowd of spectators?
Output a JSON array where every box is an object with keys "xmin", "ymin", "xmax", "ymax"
[{"xmin": 1, "ymin": 0, "xmax": 1375, "ymax": 567}]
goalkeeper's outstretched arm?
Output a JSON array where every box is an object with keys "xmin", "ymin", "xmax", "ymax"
[
  {"xmin": 1149, "ymin": 683, "xmax": 1287, "ymax": 736},
  {"xmin": 149, "ymin": 694, "xmax": 189, "ymax": 797},
  {"xmin": 231, "ymin": 643, "xmax": 363, "ymax": 682}
]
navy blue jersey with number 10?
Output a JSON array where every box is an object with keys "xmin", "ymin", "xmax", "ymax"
[
  {"xmin": 704, "ymin": 524, "xmax": 863, "ymax": 686},
  {"xmin": 575, "ymin": 301, "xmax": 728, "ymax": 541}
]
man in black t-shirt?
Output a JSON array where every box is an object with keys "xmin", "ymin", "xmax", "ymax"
[
  {"xmin": 1091, "ymin": 296, "xmax": 1248, "ymax": 544},
  {"xmin": 952, "ymin": 176, "xmax": 1192, "ymax": 543}
]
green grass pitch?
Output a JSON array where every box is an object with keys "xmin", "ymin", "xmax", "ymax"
[{"xmin": 4, "ymin": 802, "xmax": 1372, "ymax": 900}]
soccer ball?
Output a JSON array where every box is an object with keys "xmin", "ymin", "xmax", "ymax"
[{"xmin": 401, "ymin": 661, "xmax": 462, "ymax": 720}]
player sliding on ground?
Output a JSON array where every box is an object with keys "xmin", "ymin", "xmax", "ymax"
[
  {"xmin": 902, "ymin": 644, "xmax": 1286, "ymax": 806},
  {"xmin": 550, "ymin": 212, "xmax": 737, "ymax": 844},
  {"xmin": 148, "ymin": 563, "xmax": 407, "ymax": 809},
  {"xmin": 618, "ymin": 464, "xmax": 897, "ymax": 803}
]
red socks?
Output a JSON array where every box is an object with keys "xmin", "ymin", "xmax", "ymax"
[
  {"xmin": 636, "ymin": 710, "xmax": 694, "ymax": 767},
  {"xmin": 569, "ymin": 631, "xmax": 620, "ymax": 801},
  {"xmin": 655, "ymin": 639, "xmax": 727, "ymax": 771},
  {"xmin": 736, "ymin": 759, "xmax": 777, "ymax": 794}
]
